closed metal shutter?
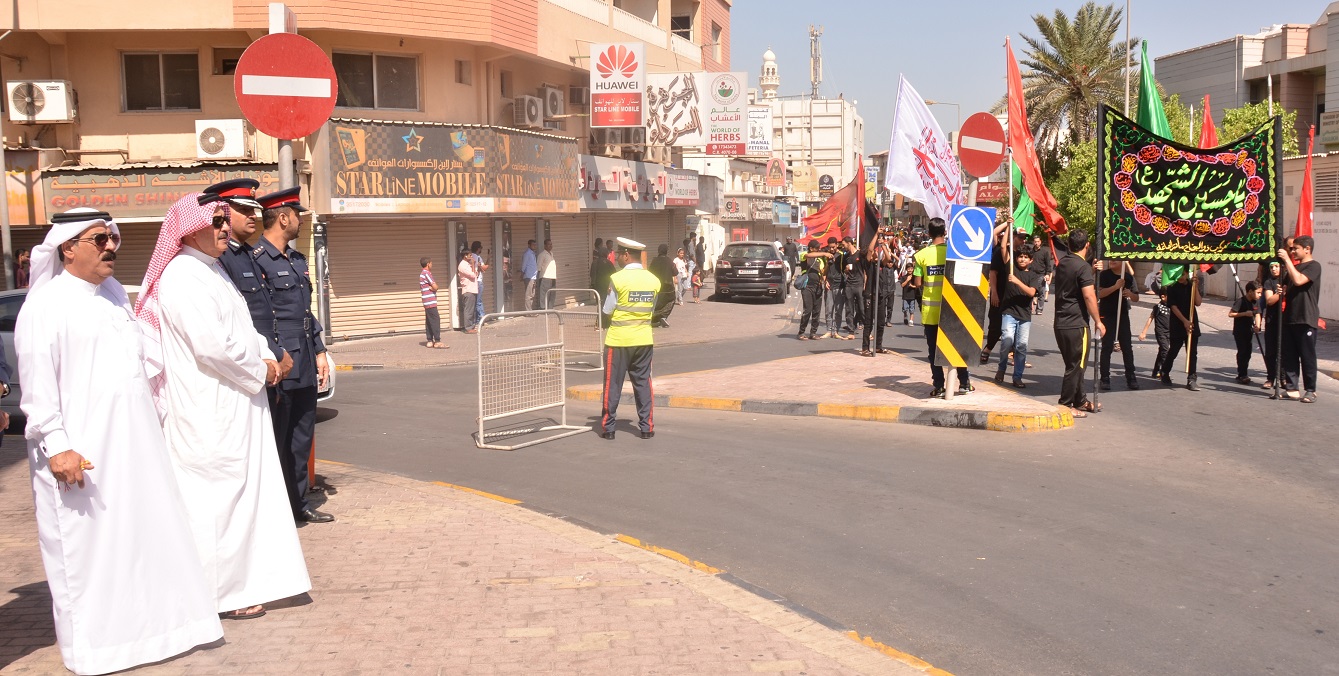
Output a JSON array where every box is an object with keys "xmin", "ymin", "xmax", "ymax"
[
  {"xmin": 6, "ymin": 222, "xmax": 158, "ymax": 292},
  {"xmin": 326, "ymin": 220, "xmax": 448, "ymax": 339},
  {"xmin": 631, "ymin": 211, "xmax": 674, "ymax": 258},
  {"xmin": 549, "ymin": 214, "xmax": 592, "ymax": 297}
]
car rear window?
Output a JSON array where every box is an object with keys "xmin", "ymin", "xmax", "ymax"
[{"xmin": 722, "ymin": 245, "xmax": 778, "ymax": 260}]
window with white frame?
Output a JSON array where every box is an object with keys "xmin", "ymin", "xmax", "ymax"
[
  {"xmin": 123, "ymin": 52, "xmax": 201, "ymax": 111},
  {"xmin": 333, "ymin": 52, "xmax": 419, "ymax": 110}
]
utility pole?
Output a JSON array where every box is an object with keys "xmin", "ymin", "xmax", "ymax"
[{"xmin": 809, "ymin": 25, "xmax": 823, "ymax": 100}]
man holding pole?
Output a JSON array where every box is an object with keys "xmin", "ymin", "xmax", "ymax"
[
  {"xmin": 1097, "ymin": 260, "xmax": 1140, "ymax": 390},
  {"xmin": 1052, "ymin": 229, "xmax": 1104, "ymax": 416},
  {"xmin": 1161, "ymin": 267, "xmax": 1202, "ymax": 390},
  {"xmin": 1278, "ymin": 236, "xmax": 1322, "ymax": 402}
]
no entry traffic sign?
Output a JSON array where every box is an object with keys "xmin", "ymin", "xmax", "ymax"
[
  {"xmin": 234, "ymin": 33, "xmax": 338, "ymax": 140},
  {"xmin": 957, "ymin": 112, "xmax": 1006, "ymax": 179}
]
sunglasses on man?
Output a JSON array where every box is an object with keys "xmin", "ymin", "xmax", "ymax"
[{"xmin": 69, "ymin": 232, "xmax": 121, "ymax": 249}]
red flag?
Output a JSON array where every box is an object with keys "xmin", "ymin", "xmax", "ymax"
[
  {"xmin": 1198, "ymin": 95, "xmax": 1218, "ymax": 148},
  {"xmin": 1006, "ymin": 37, "xmax": 1067, "ymax": 236},
  {"xmin": 801, "ymin": 159, "xmax": 864, "ymax": 245},
  {"xmin": 1296, "ymin": 125, "xmax": 1315, "ymax": 239}
]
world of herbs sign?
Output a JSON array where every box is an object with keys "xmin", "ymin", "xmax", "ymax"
[{"xmin": 1097, "ymin": 106, "xmax": 1280, "ymax": 263}]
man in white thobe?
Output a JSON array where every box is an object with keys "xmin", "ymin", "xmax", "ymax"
[
  {"xmin": 18, "ymin": 208, "xmax": 222, "ymax": 674},
  {"xmin": 136, "ymin": 194, "xmax": 310, "ymax": 620}
]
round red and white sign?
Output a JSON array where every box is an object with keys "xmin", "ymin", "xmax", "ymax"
[
  {"xmin": 233, "ymin": 33, "xmax": 338, "ymax": 140},
  {"xmin": 957, "ymin": 112, "xmax": 1007, "ymax": 179}
]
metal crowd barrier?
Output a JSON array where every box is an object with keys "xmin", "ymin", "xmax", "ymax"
[
  {"xmin": 545, "ymin": 288, "xmax": 604, "ymax": 372},
  {"xmin": 475, "ymin": 310, "xmax": 588, "ymax": 450}
]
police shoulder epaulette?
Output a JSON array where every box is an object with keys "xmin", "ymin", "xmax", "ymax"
[{"xmin": 251, "ymin": 247, "xmax": 265, "ymax": 259}]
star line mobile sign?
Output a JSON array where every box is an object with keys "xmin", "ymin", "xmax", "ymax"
[
  {"xmin": 234, "ymin": 33, "xmax": 338, "ymax": 140},
  {"xmin": 590, "ymin": 42, "xmax": 645, "ymax": 128}
]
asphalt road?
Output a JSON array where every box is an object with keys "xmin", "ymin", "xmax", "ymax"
[{"xmin": 315, "ymin": 301, "xmax": 1339, "ymax": 675}]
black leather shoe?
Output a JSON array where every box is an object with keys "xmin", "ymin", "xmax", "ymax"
[
  {"xmin": 296, "ymin": 509, "xmax": 334, "ymax": 524},
  {"xmin": 1127, "ymin": 378, "xmax": 1141, "ymax": 390},
  {"xmin": 599, "ymin": 431, "xmax": 615, "ymax": 440},
  {"xmin": 1186, "ymin": 378, "xmax": 1201, "ymax": 392},
  {"xmin": 639, "ymin": 430, "xmax": 654, "ymax": 439},
  {"xmin": 1099, "ymin": 378, "xmax": 1112, "ymax": 391}
]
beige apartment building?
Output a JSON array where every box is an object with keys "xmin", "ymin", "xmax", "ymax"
[{"xmin": 0, "ymin": 0, "xmax": 730, "ymax": 337}]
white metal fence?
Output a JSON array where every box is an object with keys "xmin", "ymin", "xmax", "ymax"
[
  {"xmin": 546, "ymin": 288, "xmax": 604, "ymax": 372},
  {"xmin": 475, "ymin": 310, "xmax": 588, "ymax": 450}
]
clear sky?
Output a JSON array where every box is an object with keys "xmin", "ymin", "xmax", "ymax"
[{"xmin": 731, "ymin": 0, "xmax": 1327, "ymax": 153}]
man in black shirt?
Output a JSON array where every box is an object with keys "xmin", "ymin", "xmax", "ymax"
[
  {"xmin": 1030, "ymin": 234, "xmax": 1054, "ymax": 314},
  {"xmin": 1097, "ymin": 260, "xmax": 1140, "ymax": 390},
  {"xmin": 823, "ymin": 237, "xmax": 843, "ymax": 338},
  {"xmin": 1051, "ymin": 229, "xmax": 1104, "ymax": 415},
  {"xmin": 648, "ymin": 244, "xmax": 676, "ymax": 327},
  {"xmin": 840, "ymin": 237, "xmax": 865, "ymax": 338},
  {"xmin": 1161, "ymin": 267, "xmax": 1202, "ymax": 390},
  {"xmin": 983, "ymin": 226, "xmax": 1027, "ymax": 364},
  {"xmin": 1279, "ymin": 236, "xmax": 1322, "ymax": 401},
  {"xmin": 993, "ymin": 246, "xmax": 1043, "ymax": 387},
  {"xmin": 861, "ymin": 232, "xmax": 896, "ymax": 355}
]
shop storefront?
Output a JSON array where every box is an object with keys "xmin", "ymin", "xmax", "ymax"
[
  {"xmin": 580, "ymin": 154, "xmax": 678, "ymax": 267},
  {"xmin": 313, "ymin": 119, "xmax": 579, "ymax": 338},
  {"xmin": 32, "ymin": 162, "xmax": 282, "ymax": 292}
]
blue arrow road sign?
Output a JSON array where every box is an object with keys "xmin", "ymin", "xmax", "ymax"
[{"xmin": 946, "ymin": 205, "xmax": 996, "ymax": 263}]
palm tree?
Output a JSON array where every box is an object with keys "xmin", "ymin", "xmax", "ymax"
[{"xmin": 1009, "ymin": 2, "xmax": 1136, "ymax": 150}]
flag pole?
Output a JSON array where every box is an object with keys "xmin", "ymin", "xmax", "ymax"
[
  {"xmin": 1229, "ymin": 263, "xmax": 1268, "ymax": 361},
  {"xmin": 1123, "ymin": 0, "xmax": 1131, "ymax": 115}
]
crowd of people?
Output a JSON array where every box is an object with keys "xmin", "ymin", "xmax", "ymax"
[
  {"xmin": 16, "ymin": 180, "xmax": 331, "ymax": 674},
  {"xmin": 781, "ymin": 217, "xmax": 1324, "ymax": 418}
]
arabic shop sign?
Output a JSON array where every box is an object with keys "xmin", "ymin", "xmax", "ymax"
[
  {"xmin": 706, "ymin": 73, "xmax": 747, "ymax": 156},
  {"xmin": 327, "ymin": 120, "xmax": 579, "ymax": 214},
  {"xmin": 577, "ymin": 154, "xmax": 666, "ymax": 210},
  {"xmin": 646, "ymin": 72, "xmax": 705, "ymax": 147},
  {"xmin": 665, "ymin": 169, "xmax": 700, "ymax": 206},
  {"xmin": 1097, "ymin": 106, "xmax": 1279, "ymax": 263},
  {"xmin": 43, "ymin": 164, "xmax": 279, "ymax": 219}
]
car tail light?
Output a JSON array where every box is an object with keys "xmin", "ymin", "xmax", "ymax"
[
  {"xmin": 765, "ymin": 260, "xmax": 784, "ymax": 269},
  {"xmin": 717, "ymin": 259, "xmax": 731, "ymax": 268}
]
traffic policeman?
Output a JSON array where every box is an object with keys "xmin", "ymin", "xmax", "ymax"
[
  {"xmin": 256, "ymin": 187, "xmax": 333, "ymax": 524},
  {"xmin": 205, "ymin": 178, "xmax": 290, "ymax": 378},
  {"xmin": 598, "ymin": 238, "xmax": 660, "ymax": 440}
]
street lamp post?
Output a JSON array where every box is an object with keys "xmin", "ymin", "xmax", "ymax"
[{"xmin": 924, "ymin": 99, "xmax": 961, "ymax": 135}]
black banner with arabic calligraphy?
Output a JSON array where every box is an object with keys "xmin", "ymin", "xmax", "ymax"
[{"xmin": 1096, "ymin": 105, "xmax": 1281, "ymax": 263}]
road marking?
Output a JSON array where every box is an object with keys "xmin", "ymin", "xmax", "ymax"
[
  {"xmin": 615, "ymin": 534, "xmax": 724, "ymax": 574},
  {"xmin": 432, "ymin": 481, "xmax": 523, "ymax": 505},
  {"xmin": 240, "ymin": 74, "xmax": 331, "ymax": 98},
  {"xmin": 847, "ymin": 631, "xmax": 956, "ymax": 675}
]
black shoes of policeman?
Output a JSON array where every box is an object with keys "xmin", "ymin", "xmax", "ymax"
[
  {"xmin": 1101, "ymin": 377, "xmax": 1141, "ymax": 391},
  {"xmin": 296, "ymin": 508, "xmax": 334, "ymax": 524},
  {"xmin": 598, "ymin": 430, "xmax": 653, "ymax": 439}
]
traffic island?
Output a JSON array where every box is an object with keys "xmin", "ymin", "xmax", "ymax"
[{"xmin": 568, "ymin": 351, "xmax": 1074, "ymax": 432}]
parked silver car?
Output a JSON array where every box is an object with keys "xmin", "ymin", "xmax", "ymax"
[{"xmin": 0, "ymin": 287, "xmax": 335, "ymax": 429}]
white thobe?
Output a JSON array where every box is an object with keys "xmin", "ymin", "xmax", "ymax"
[
  {"xmin": 17, "ymin": 272, "xmax": 222, "ymax": 676},
  {"xmin": 156, "ymin": 247, "xmax": 311, "ymax": 612}
]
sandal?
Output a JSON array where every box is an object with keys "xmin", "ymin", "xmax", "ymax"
[
  {"xmin": 877, "ymin": 348, "xmax": 894, "ymax": 354},
  {"xmin": 1012, "ymin": 380, "xmax": 1026, "ymax": 389},
  {"xmin": 1070, "ymin": 407, "xmax": 1089, "ymax": 418},
  {"xmin": 859, "ymin": 349, "xmax": 874, "ymax": 357},
  {"xmin": 1075, "ymin": 400, "xmax": 1100, "ymax": 414},
  {"xmin": 220, "ymin": 605, "xmax": 266, "ymax": 620},
  {"xmin": 1300, "ymin": 391, "xmax": 1317, "ymax": 403},
  {"xmin": 979, "ymin": 349, "xmax": 990, "ymax": 365}
]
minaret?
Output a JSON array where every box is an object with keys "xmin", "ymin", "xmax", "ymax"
[{"xmin": 760, "ymin": 47, "xmax": 780, "ymax": 100}]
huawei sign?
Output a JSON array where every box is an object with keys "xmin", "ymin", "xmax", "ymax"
[
  {"xmin": 589, "ymin": 42, "xmax": 645, "ymax": 127},
  {"xmin": 596, "ymin": 45, "xmax": 638, "ymax": 80}
]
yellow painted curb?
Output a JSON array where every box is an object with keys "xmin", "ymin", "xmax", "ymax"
[
  {"xmin": 985, "ymin": 407, "xmax": 1075, "ymax": 432},
  {"xmin": 846, "ymin": 631, "xmax": 954, "ymax": 675},
  {"xmin": 816, "ymin": 403, "xmax": 901, "ymax": 422},
  {"xmin": 316, "ymin": 458, "xmax": 352, "ymax": 467},
  {"xmin": 334, "ymin": 364, "xmax": 354, "ymax": 372},
  {"xmin": 566, "ymin": 386, "xmax": 602, "ymax": 402},
  {"xmin": 614, "ymin": 534, "xmax": 724, "ymax": 575},
  {"xmin": 664, "ymin": 395, "xmax": 743, "ymax": 411},
  {"xmin": 431, "ymin": 481, "xmax": 523, "ymax": 505}
]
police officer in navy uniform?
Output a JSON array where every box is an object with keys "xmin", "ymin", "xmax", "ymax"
[
  {"xmin": 205, "ymin": 178, "xmax": 291, "ymax": 381},
  {"xmin": 256, "ymin": 186, "xmax": 333, "ymax": 524}
]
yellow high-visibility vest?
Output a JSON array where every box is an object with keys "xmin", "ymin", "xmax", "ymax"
[{"xmin": 606, "ymin": 267, "xmax": 660, "ymax": 347}]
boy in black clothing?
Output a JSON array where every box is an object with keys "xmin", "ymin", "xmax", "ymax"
[
  {"xmin": 1229, "ymin": 281, "xmax": 1260, "ymax": 384},
  {"xmin": 1097, "ymin": 261, "xmax": 1140, "ymax": 390},
  {"xmin": 1138, "ymin": 284, "xmax": 1172, "ymax": 379},
  {"xmin": 1161, "ymin": 268, "xmax": 1202, "ymax": 391}
]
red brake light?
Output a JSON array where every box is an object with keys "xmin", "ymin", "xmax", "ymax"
[
  {"xmin": 765, "ymin": 260, "xmax": 784, "ymax": 268},
  {"xmin": 717, "ymin": 259, "xmax": 731, "ymax": 268}
]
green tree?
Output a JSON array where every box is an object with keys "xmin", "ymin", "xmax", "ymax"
[
  {"xmin": 1220, "ymin": 101, "xmax": 1300, "ymax": 155},
  {"xmin": 1049, "ymin": 140, "xmax": 1098, "ymax": 236},
  {"xmin": 1014, "ymin": 2, "xmax": 1137, "ymax": 148},
  {"xmin": 1162, "ymin": 94, "xmax": 1193, "ymax": 145}
]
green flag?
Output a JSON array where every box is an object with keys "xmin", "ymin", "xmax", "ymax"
[
  {"xmin": 1136, "ymin": 41, "xmax": 1171, "ymax": 137},
  {"xmin": 1160, "ymin": 263, "xmax": 1186, "ymax": 288},
  {"xmin": 1010, "ymin": 159, "xmax": 1036, "ymax": 235}
]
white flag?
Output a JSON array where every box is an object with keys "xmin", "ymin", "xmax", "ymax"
[{"xmin": 884, "ymin": 75, "xmax": 962, "ymax": 221}]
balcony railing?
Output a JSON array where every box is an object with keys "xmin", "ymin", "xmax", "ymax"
[
  {"xmin": 544, "ymin": 0, "xmax": 609, "ymax": 24},
  {"xmin": 670, "ymin": 34, "xmax": 700, "ymax": 61},
  {"xmin": 611, "ymin": 5, "xmax": 667, "ymax": 46}
]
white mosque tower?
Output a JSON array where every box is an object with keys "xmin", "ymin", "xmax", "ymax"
[{"xmin": 760, "ymin": 47, "xmax": 779, "ymax": 100}]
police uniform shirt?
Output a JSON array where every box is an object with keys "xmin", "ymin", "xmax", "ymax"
[
  {"xmin": 255, "ymin": 237, "xmax": 326, "ymax": 389},
  {"xmin": 218, "ymin": 238, "xmax": 284, "ymax": 360}
]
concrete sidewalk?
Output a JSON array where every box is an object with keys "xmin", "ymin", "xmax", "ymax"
[
  {"xmin": 569, "ymin": 350, "xmax": 1074, "ymax": 433},
  {"xmin": 0, "ymin": 446, "xmax": 938, "ymax": 676}
]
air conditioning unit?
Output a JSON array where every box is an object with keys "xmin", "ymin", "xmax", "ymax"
[
  {"xmin": 626, "ymin": 126, "xmax": 646, "ymax": 147},
  {"xmin": 543, "ymin": 120, "xmax": 563, "ymax": 131},
  {"xmin": 7, "ymin": 80, "xmax": 76, "ymax": 124},
  {"xmin": 602, "ymin": 128, "xmax": 625, "ymax": 145},
  {"xmin": 195, "ymin": 119, "xmax": 250, "ymax": 160},
  {"xmin": 569, "ymin": 85, "xmax": 590, "ymax": 106},
  {"xmin": 740, "ymin": 172, "xmax": 752, "ymax": 182},
  {"xmin": 541, "ymin": 86, "xmax": 565, "ymax": 118},
  {"xmin": 601, "ymin": 145, "xmax": 622, "ymax": 157},
  {"xmin": 644, "ymin": 145, "xmax": 670, "ymax": 164},
  {"xmin": 512, "ymin": 95, "xmax": 543, "ymax": 128}
]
